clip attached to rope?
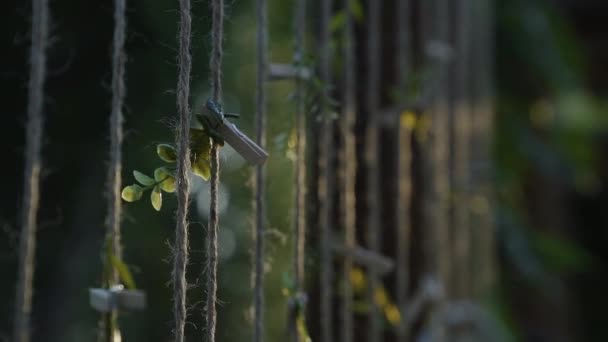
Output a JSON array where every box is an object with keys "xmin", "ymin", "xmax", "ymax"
[
  {"xmin": 199, "ymin": 99, "xmax": 269, "ymax": 165},
  {"xmin": 267, "ymin": 63, "xmax": 311, "ymax": 81},
  {"xmin": 89, "ymin": 285, "xmax": 146, "ymax": 312}
]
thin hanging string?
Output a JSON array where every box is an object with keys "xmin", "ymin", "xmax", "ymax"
[
  {"xmin": 340, "ymin": 0, "xmax": 355, "ymax": 340},
  {"xmin": 98, "ymin": 0, "xmax": 127, "ymax": 340},
  {"xmin": 290, "ymin": 0, "xmax": 306, "ymax": 340},
  {"xmin": 293, "ymin": 0, "xmax": 306, "ymax": 317},
  {"xmin": 318, "ymin": 0, "xmax": 334, "ymax": 341},
  {"xmin": 365, "ymin": 0, "xmax": 382, "ymax": 341},
  {"xmin": 14, "ymin": 0, "xmax": 48, "ymax": 341},
  {"xmin": 107, "ymin": 0, "xmax": 127, "ymax": 284},
  {"xmin": 173, "ymin": 0, "xmax": 193, "ymax": 340},
  {"xmin": 253, "ymin": 0, "xmax": 267, "ymax": 339},
  {"xmin": 206, "ymin": 0, "xmax": 223, "ymax": 340},
  {"xmin": 395, "ymin": 0, "xmax": 412, "ymax": 337}
]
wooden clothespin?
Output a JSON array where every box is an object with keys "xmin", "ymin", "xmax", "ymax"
[
  {"xmin": 267, "ymin": 63, "xmax": 311, "ymax": 81},
  {"xmin": 329, "ymin": 234, "xmax": 395, "ymax": 276},
  {"xmin": 89, "ymin": 284, "xmax": 146, "ymax": 313},
  {"xmin": 200, "ymin": 99, "xmax": 269, "ymax": 165}
]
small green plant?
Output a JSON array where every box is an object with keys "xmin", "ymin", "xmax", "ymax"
[{"xmin": 121, "ymin": 114, "xmax": 217, "ymax": 211}]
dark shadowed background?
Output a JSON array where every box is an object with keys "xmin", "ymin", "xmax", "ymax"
[{"xmin": 1, "ymin": 0, "xmax": 608, "ymax": 341}]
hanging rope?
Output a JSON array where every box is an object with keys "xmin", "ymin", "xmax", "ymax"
[
  {"xmin": 288, "ymin": 0, "xmax": 307, "ymax": 340},
  {"xmin": 340, "ymin": 0, "xmax": 355, "ymax": 340},
  {"xmin": 206, "ymin": 0, "xmax": 224, "ymax": 340},
  {"xmin": 253, "ymin": 0, "xmax": 267, "ymax": 340},
  {"xmin": 293, "ymin": 0, "xmax": 306, "ymax": 336},
  {"xmin": 98, "ymin": 0, "xmax": 127, "ymax": 341},
  {"xmin": 14, "ymin": 0, "xmax": 48, "ymax": 341},
  {"xmin": 395, "ymin": 0, "xmax": 412, "ymax": 338},
  {"xmin": 318, "ymin": 0, "xmax": 334, "ymax": 341},
  {"xmin": 173, "ymin": 0, "xmax": 193, "ymax": 340},
  {"xmin": 365, "ymin": 0, "xmax": 382, "ymax": 341}
]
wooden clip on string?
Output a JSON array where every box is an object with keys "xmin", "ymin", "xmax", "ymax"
[
  {"xmin": 89, "ymin": 285, "xmax": 146, "ymax": 313},
  {"xmin": 200, "ymin": 99, "xmax": 269, "ymax": 165}
]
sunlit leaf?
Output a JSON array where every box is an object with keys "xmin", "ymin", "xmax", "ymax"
[
  {"xmin": 384, "ymin": 303, "xmax": 402, "ymax": 326},
  {"xmin": 192, "ymin": 158, "xmax": 211, "ymax": 181},
  {"xmin": 151, "ymin": 186, "xmax": 162, "ymax": 211},
  {"xmin": 296, "ymin": 313, "xmax": 312, "ymax": 342},
  {"xmin": 157, "ymin": 144, "xmax": 177, "ymax": 163},
  {"xmin": 350, "ymin": 267, "xmax": 367, "ymax": 292},
  {"xmin": 330, "ymin": 12, "xmax": 345, "ymax": 34},
  {"xmin": 190, "ymin": 128, "xmax": 212, "ymax": 161},
  {"xmin": 155, "ymin": 167, "xmax": 176, "ymax": 193},
  {"xmin": 350, "ymin": 0, "xmax": 364, "ymax": 22},
  {"xmin": 108, "ymin": 254, "xmax": 137, "ymax": 289},
  {"xmin": 400, "ymin": 110, "xmax": 417, "ymax": 130},
  {"xmin": 121, "ymin": 184, "xmax": 143, "ymax": 202},
  {"xmin": 133, "ymin": 170, "xmax": 154, "ymax": 186}
]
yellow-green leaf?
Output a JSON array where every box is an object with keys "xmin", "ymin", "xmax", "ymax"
[
  {"xmin": 155, "ymin": 167, "xmax": 176, "ymax": 193},
  {"xmin": 121, "ymin": 184, "xmax": 143, "ymax": 202},
  {"xmin": 192, "ymin": 158, "xmax": 211, "ymax": 181},
  {"xmin": 190, "ymin": 128, "xmax": 212, "ymax": 161},
  {"xmin": 108, "ymin": 254, "xmax": 137, "ymax": 289},
  {"xmin": 157, "ymin": 144, "xmax": 177, "ymax": 162},
  {"xmin": 133, "ymin": 170, "xmax": 154, "ymax": 186},
  {"xmin": 151, "ymin": 186, "xmax": 162, "ymax": 211}
]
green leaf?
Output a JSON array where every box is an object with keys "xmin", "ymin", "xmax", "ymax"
[
  {"xmin": 121, "ymin": 184, "xmax": 143, "ymax": 202},
  {"xmin": 108, "ymin": 254, "xmax": 137, "ymax": 289},
  {"xmin": 155, "ymin": 167, "xmax": 176, "ymax": 193},
  {"xmin": 330, "ymin": 12, "xmax": 345, "ymax": 34},
  {"xmin": 133, "ymin": 170, "xmax": 155, "ymax": 186},
  {"xmin": 350, "ymin": 0, "xmax": 364, "ymax": 22},
  {"xmin": 192, "ymin": 158, "xmax": 211, "ymax": 181},
  {"xmin": 157, "ymin": 144, "xmax": 177, "ymax": 162},
  {"xmin": 151, "ymin": 186, "xmax": 162, "ymax": 211},
  {"xmin": 191, "ymin": 128, "xmax": 212, "ymax": 160}
]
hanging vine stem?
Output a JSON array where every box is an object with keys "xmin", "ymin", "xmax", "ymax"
[
  {"xmin": 395, "ymin": 0, "xmax": 412, "ymax": 338},
  {"xmin": 318, "ymin": 0, "xmax": 334, "ymax": 341},
  {"xmin": 173, "ymin": 0, "xmax": 192, "ymax": 340},
  {"xmin": 98, "ymin": 0, "xmax": 127, "ymax": 341},
  {"xmin": 14, "ymin": 0, "xmax": 48, "ymax": 341},
  {"xmin": 365, "ymin": 0, "xmax": 382, "ymax": 341},
  {"xmin": 253, "ymin": 0, "xmax": 267, "ymax": 339},
  {"xmin": 340, "ymin": 0, "xmax": 355, "ymax": 341},
  {"xmin": 206, "ymin": 0, "xmax": 224, "ymax": 340}
]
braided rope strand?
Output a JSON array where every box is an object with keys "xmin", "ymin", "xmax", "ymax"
[{"xmin": 14, "ymin": 0, "xmax": 49, "ymax": 340}]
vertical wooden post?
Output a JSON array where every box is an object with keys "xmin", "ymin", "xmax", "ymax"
[
  {"xmin": 365, "ymin": 0, "xmax": 382, "ymax": 341},
  {"xmin": 471, "ymin": 0, "xmax": 496, "ymax": 298},
  {"xmin": 395, "ymin": 0, "xmax": 413, "ymax": 339},
  {"xmin": 452, "ymin": 0, "xmax": 473, "ymax": 299},
  {"xmin": 318, "ymin": 0, "xmax": 334, "ymax": 341},
  {"xmin": 340, "ymin": 0, "xmax": 356, "ymax": 340}
]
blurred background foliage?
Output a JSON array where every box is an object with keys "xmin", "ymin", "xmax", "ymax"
[{"xmin": 0, "ymin": 0, "xmax": 607, "ymax": 341}]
